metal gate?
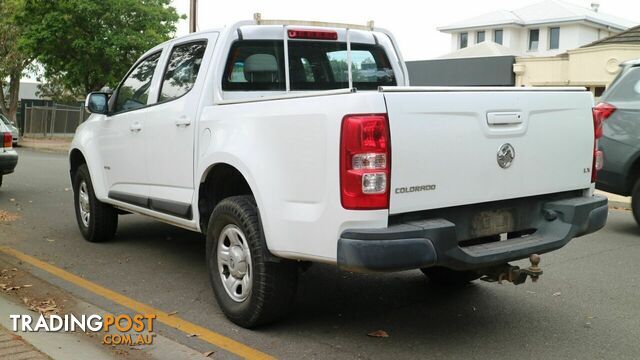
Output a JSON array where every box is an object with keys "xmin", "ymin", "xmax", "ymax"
[{"xmin": 23, "ymin": 103, "xmax": 90, "ymax": 137}]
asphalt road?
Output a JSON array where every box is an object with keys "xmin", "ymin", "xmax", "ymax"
[{"xmin": 1, "ymin": 148, "xmax": 639, "ymax": 359}]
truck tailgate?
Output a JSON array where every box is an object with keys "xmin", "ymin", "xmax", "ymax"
[{"xmin": 383, "ymin": 88, "xmax": 594, "ymax": 214}]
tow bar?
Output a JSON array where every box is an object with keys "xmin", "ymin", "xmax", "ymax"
[{"xmin": 480, "ymin": 254, "xmax": 543, "ymax": 285}]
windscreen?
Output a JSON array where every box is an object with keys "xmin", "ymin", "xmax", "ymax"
[{"xmin": 222, "ymin": 40, "xmax": 396, "ymax": 91}]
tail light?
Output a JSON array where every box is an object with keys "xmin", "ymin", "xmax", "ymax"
[
  {"xmin": 593, "ymin": 102, "xmax": 616, "ymax": 139},
  {"xmin": 2, "ymin": 132, "xmax": 11, "ymax": 149},
  {"xmin": 591, "ymin": 102, "xmax": 616, "ymax": 182},
  {"xmin": 340, "ymin": 114, "xmax": 390, "ymax": 210}
]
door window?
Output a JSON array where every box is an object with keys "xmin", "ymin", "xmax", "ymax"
[
  {"xmin": 114, "ymin": 52, "xmax": 161, "ymax": 113},
  {"xmin": 159, "ymin": 41, "xmax": 207, "ymax": 102}
]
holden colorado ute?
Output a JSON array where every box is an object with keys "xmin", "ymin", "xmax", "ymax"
[{"xmin": 70, "ymin": 15, "xmax": 608, "ymax": 328}]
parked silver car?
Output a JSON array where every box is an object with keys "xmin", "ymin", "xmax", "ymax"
[
  {"xmin": 0, "ymin": 113, "xmax": 19, "ymax": 146},
  {"xmin": 0, "ymin": 120, "xmax": 18, "ymax": 188}
]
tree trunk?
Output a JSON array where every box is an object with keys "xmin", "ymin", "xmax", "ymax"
[
  {"xmin": 0, "ymin": 80, "xmax": 9, "ymax": 117},
  {"xmin": 7, "ymin": 71, "xmax": 20, "ymax": 122}
]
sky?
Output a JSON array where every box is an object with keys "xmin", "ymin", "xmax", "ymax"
[{"xmin": 171, "ymin": 0, "xmax": 640, "ymax": 60}]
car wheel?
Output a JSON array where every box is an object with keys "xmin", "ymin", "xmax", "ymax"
[
  {"xmin": 631, "ymin": 179, "xmax": 640, "ymax": 227},
  {"xmin": 206, "ymin": 195, "xmax": 298, "ymax": 328},
  {"xmin": 421, "ymin": 266, "xmax": 480, "ymax": 287},
  {"xmin": 73, "ymin": 164, "xmax": 118, "ymax": 242},
  {"xmin": 0, "ymin": 175, "xmax": 3, "ymax": 188}
]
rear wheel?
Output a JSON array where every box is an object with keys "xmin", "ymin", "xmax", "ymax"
[
  {"xmin": 206, "ymin": 195, "xmax": 298, "ymax": 328},
  {"xmin": 421, "ymin": 267, "xmax": 480, "ymax": 287},
  {"xmin": 632, "ymin": 179, "xmax": 640, "ymax": 227},
  {"xmin": 73, "ymin": 164, "xmax": 118, "ymax": 242}
]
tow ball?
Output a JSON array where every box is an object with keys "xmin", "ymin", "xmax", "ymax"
[{"xmin": 480, "ymin": 254, "xmax": 543, "ymax": 285}]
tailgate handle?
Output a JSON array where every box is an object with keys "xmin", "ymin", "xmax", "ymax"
[{"xmin": 487, "ymin": 112, "xmax": 523, "ymax": 126}]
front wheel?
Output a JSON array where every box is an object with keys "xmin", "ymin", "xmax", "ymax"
[
  {"xmin": 73, "ymin": 164, "xmax": 118, "ymax": 242},
  {"xmin": 421, "ymin": 267, "xmax": 480, "ymax": 287},
  {"xmin": 206, "ymin": 195, "xmax": 298, "ymax": 328}
]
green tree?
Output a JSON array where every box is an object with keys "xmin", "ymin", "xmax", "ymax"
[
  {"xmin": 20, "ymin": 0, "xmax": 184, "ymax": 98},
  {"xmin": 0, "ymin": 0, "xmax": 32, "ymax": 122}
]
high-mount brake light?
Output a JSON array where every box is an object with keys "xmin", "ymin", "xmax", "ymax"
[
  {"xmin": 340, "ymin": 114, "xmax": 390, "ymax": 210},
  {"xmin": 287, "ymin": 29, "xmax": 338, "ymax": 40}
]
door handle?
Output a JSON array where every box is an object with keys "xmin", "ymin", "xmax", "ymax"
[
  {"xmin": 129, "ymin": 122, "xmax": 142, "ymax": 132},
  {"xmin": 487, "ymin": 112, "xmax": 523, "ymax": 125},
  {"xmin": 176, "ymin": 116, "xmax": 191, "ymax": 127}
]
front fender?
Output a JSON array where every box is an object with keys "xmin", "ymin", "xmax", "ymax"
[{"xmin": 69, "ymin": 117, "xmax": 108, "ymax": 200}]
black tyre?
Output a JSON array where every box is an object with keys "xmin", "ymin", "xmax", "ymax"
[
  {"xmin": 73, "ymin": 164, "xmax": 118, "ymax": 242},
  {"xmin": 632, "ymin": 179, "xmax": 640, "ymax": 227},
  {"xmin": 206, "ymin": 195, "xmax": 297, "ymax": 328},
  {"xmin": 0, "ymin": 175, "xmax": 3, "ymax": 188},
  {"xmin": 421, "ymin": 267, "xmax": 480, "ymax": 287}
]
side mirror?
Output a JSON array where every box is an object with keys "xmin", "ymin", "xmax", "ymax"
[{"xmin": 85, "ymin": 92, "xmax": 109, "ymax": 114}]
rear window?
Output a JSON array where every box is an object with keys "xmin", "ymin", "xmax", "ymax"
[
  {"xmin": 605, "ymin": 67, "xmax": 640, "ymax": 102},
  {"xmin": 222, "ymin": 40, "xmax": 396, "ymax": 91}
]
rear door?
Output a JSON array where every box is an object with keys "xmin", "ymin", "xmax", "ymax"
[
  {"xmin": 144, "ymin": 37, "xmax": 213, "ymax": 219},
  {"xmin": 384, "ymin": 89, "xmax": 595, "ymax": 214}
]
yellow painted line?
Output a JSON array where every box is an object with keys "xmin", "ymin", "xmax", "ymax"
[{"xmin": 0, "ymin": 246, "xmax": 275, "ymax": 360}]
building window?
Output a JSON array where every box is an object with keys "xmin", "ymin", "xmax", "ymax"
[
  {"xmin": 476, "ymin": 31, "xmax": 485, "ymax": 43},
  {"xmin": 549, "ymin": 27, "xmax": 560, "ymax": 49},
  {"xmin": 460, "ymin": 32, "xmax": 468, "ymax": 49},
  {"xmin": 528, "ymin": 29, "xmax": 539, "ymax": 51},
  {"xmin": 494, "ymin": 29, "xmax": 503, "ymax": 45}
]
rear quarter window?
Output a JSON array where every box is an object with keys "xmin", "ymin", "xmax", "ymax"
[{"xmin": 605, "ymin": 67, "xmax": 640, "ymax": 102}]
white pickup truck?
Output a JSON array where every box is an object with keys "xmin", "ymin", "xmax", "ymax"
[{"xmin": 70, "ymin": 15, "xmax": 608, "ymax": 327}]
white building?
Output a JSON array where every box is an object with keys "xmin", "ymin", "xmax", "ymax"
[{"xmin": 438, "ymin": 0, "xmax": 637, "ymax": 57}]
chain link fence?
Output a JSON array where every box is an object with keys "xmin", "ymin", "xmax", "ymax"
[{"xmin": 23, "ymin": 103, "xmax": 90, "ymax": 137}]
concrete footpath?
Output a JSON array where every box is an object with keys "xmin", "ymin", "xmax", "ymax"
[{"xmin": 0, "ymin": 324, "xmax": 50, "ymax": 360}]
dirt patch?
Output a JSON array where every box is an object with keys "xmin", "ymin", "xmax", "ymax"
[
  {"xmin": 0, "ymin": 265, "xmax": 67, "ymax": 315},
  {"xmin": 0, "ymin": 210, "xmax": 19, "ymax": 222}
]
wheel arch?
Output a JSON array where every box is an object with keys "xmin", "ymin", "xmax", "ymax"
[
  {"xmin": 197, "ymin": 161, "xmax": 279, "ymax": 261},
  {"xmin": 198, "ymin": 162, "xmax": 256, "ymax": 229},
  {"xmin": 625, "ymin": 152, "xmax": 640, "ymax": 195},
  {"xmin": 69, "ymin": 148, "xmax": 87, "ymax": 183}
]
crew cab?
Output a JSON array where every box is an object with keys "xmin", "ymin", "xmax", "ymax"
[{"xmin": 70, "ymin": 15, "xmax": 608, "ymax": 328}]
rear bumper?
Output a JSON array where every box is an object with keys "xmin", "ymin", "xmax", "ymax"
[
  {"xmin": 337, "ymin": 194, "xmax": 607, "ymax": 272},
  {"xmin": 0, "ymin": 150, "xmax": 18, "ymax": 175}
]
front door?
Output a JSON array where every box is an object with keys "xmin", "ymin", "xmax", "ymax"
[{"xmin": 98, "ymin": 50, "xmax": 163, "ymax": 207}]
